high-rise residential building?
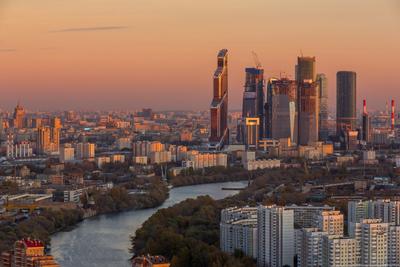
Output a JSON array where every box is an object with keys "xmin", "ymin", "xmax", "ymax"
[
  {"xmin": 257, "ymin": 205, "xmax": 294, "ymax": 267},
  {"xmin": 296, "ymin": 56, "xmax": 316, "ymax": 83},
  {"xmin": 60, "ymin": 143, "xmax": 75, "ymax": 163},
  {"xmin": 266, "ymin": 78, "xmax": 297, "ymax": 143},
  {"xmin": 321, "ymin": 235, "xmax": 358, "ymax": 267},
  {"xmin": 317, "ymin": 73, "xmax": 329, "ymax": 141},
  {"xmin": 356, "ymin": 219, "xmax": 389, "ymax": 266},
  {"xmin": 50, "ymin": 117, "xmax": 61, "ymax": 153},
  {"xmin": 296, "ymin": 228, "xmax": 326, "ymax": 267},
  {"xmin": 244, "ymin": 117, "xmax": 260, "ymax": 150},
  {"xmin": 348, "ymin": 199, "xmax": 400, "ymax": 236},
  {"xmin": 336, "ymin": 71, "xmax": 357, "ymax": 135},
  {"xmin": 242, "ymin": 68, "xmax": 265, "ymax": 138},
  {"xmin": 220, "ymin": 207, "xmax": 258, "ymax": 259},
  {"xmin": 362, "ymin": 99, "xmax": 371, "ymax": 143},
  {"xmin": 298, "ymin": 80, "xmax": 319, "ymax": 145},
  {"xmin": 317, "ymin": 210, "xmax": 344, "ymax": 236},
  {"xmin": 13, "ymin": 102, "xmax": 26, "ymax": 129},
  {"xmin": 286, "ymin": 204, "xmax": 335, "ymax": 229},
  {"xmin": 210, "ymin": 49, "xmax": 229, "ymax": 150},
  {"xmin": 76, "ymin": 142, "xmax": 95, "ymax": 160},
  {"xmin": 388, "ymin": 225, "xmax": 400, "ymax": 266},
  {"xmin": 37, "ymin": 126, "xmax": 52, "ymax": 155}
]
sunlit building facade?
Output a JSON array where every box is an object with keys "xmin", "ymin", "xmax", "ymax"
[{"xmin": 210, "ymin": 49, "xmax": 229, "ymax": 150}]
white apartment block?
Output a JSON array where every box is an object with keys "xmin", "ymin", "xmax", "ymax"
[
  {"xmin": 297, "ymin": 228, "xmax": 326, "ymax": 267},
  {"xmin": 60, "ymin": 144, "xmax": 75, "ymax": 163},
  {"xmin": 257, "ymin": 205, "xmax": 294, "ymax": 267},
  {"xmin": 220, "ymin": 207, "xmax": 258, "ymax": 259},
  {"xmin": 242, "ymin": 151, "xmax": 280, "ymax": 171},
  {"xmin": 348, "ymin": 199, "xmax": 400, "ymax": 236},
  {"xmin": 317, "ymin": 210, "xmax": 344, "ymax": 236},
  {"xmin": 286, "ymin": 204, "xmax": 335, "ymax": 229},
  {"xmin": 322, "ymin": 235, "xmax": 358, "ymax": 267}
]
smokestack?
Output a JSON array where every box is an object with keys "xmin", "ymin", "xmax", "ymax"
[{"xmin": 392, "ymin": 99, "xmax": 395, "ymax": 130}]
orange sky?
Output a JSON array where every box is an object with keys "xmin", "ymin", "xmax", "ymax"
[{"xmin": 0, "ymin": 0, "xmax": 399, "ymax": 111}]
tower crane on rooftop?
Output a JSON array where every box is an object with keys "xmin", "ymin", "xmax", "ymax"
[{"xmin": 252, "ymin": 51, "xmax": 262, "ymax": 69}]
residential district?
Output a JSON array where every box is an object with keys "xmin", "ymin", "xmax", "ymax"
[{"xmin": 0, "ymin": 49, "xmax": 400, "ymax": 266}]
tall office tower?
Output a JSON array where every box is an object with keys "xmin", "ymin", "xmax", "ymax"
[
  {"xmin": 356, "ymin": 219, "xmax": 389, "ymax": 266},
  {"xmin": 266, "ymin": 78, "xmax": 298, "ymax": 143},
  {"xmin": 36, "ymin": 126, "xmax": 51, "ymax": 155},
  {"xmin": 210, "ymin": 49, "xmax": 229, "ymax": 150},
  {"xmin": 362, "ymin": 100, "xmax": 371, "ymax": 142},
  {"xmin": 316, "ymin": 74, "xmax": 329, "ymax": 140},
  {"xmin": 13, "ymin": 102, "xmax": 25, "ymax": 129},
  {"xmin": 317, "ymin": 210, "xmax": 344, "ymax": 236},
  {"xmin": 321, "ymin": 235, "xmax": 358, "ymax": 267},
  {"xmin": 242, "ymin": 68, "xmax": 265, "ymax": 137},
  {"xmin": 336, "ymin": 71, "xmax": 357, "ymax": 135},
  {"xmin": 244, "ymin": 117, "xmax": 260, "ymax": 150},
  {"xmin": 296, "ymin": 56, "xmax": 316, "ymax": 83},
  {"xmin": 298, "ymin": 80, "xmax": 319, "ymax": 145},
  {"xmin": 257, "ymin": 205, "xmax": 294, "ymax": 267},
  {"xmin": 296, "ymin": 228, "xmax": 325, "ymax": 267}
]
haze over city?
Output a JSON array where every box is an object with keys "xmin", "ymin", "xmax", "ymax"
[{"xmin": 1, "ymin": 0, "xmax": 400, "ymax": 111}]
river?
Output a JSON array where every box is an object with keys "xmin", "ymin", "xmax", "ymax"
[{"xmin": 51, "ymin": 181, "xmax": 248, "ymax": 267}]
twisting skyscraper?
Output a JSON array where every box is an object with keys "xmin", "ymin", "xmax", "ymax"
[
  {"xmin": 210, "ymin": 49, "xmax": 229, "ymax": 150},
  {"xmin": 317, "ymin": 73, "xmax": 329, "ymax": 140},
  {"xmin": 336, "ymin": 71, "xmax": 357, "ymax": 135}
]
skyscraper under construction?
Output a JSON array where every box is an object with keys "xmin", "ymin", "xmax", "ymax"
[
  {"xmin": 209, "ymin": 49, "xmax": 229, "ymax": 150},
  {"xmin": 242, "ymin": 67, "xmax": 265, "ymax": 138},
  {"xmin": 298, "ymin": 80, "xmax": 319, "ymax": 145},
  {"xmin": 266, "ymin": 78, "xmax": 298, "ymax": 144}
]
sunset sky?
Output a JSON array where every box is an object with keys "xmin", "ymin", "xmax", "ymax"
[{"xmin": 0, "ymin": 0, "xmax": 399, "ymax": 111}]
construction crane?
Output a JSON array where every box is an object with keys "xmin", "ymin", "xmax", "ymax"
[{"xmin": 251, "ymin": 51, "xmax": 262, "ymax": 69}]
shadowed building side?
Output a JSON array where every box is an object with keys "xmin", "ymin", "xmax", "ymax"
[{"xmin": 336, "ymin": 71, "xmax": 357, "ymax": 136}]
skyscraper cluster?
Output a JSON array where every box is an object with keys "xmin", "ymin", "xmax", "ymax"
[{"xmin": 208, "ymin": 49, "xmax": 367, "ymax": 151}]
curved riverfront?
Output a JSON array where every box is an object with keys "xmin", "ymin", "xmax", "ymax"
[{"xmin": 51, "ymin": 181, "xmax": 248, "ymax": 267}]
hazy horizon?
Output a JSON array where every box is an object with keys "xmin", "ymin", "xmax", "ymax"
[{"xmin": 1, "ymin": 0, "xmax": 399, "ymax": 111}]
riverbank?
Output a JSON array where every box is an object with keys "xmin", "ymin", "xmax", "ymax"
[
  {"xmin": 51, "ymin": 181, "xmax": 247, "ymax": 267},
  {"xmin": 0, "ymin": 177, "xmax": 169, "ymax": 256}
]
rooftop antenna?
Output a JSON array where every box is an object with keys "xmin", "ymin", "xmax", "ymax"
[{"xmin": 300, "ymin": 49, "xmax": 304, "ymax": 57}]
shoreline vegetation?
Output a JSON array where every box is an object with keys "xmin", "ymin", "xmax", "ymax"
[
  {"xmin": 169, "ymin": 166, "xmax": 254, "ymax": 187},
  {"xmin": 0, "ymin": 176, "xmax": 169, "ymax": 255},
  {"xmin": 131, "ymin": 167, "xmax": 350, "ymax": 267},
  {"xmin": 0, "ymin": 167, "xmax": 263, "ymax": 257}
]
